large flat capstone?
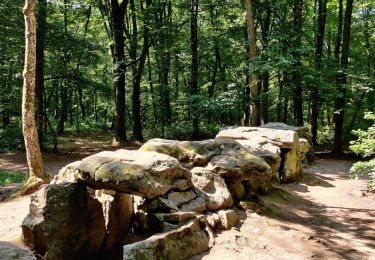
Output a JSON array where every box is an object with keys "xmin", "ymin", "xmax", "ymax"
[{"xmin": 53, "ymin": 149, "xmax": 192, "ymax": 199}]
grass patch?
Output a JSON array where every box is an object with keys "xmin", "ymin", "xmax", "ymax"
[{"xmin": 0, "ymin": 170, "xmax": 27, "ymax": 186}]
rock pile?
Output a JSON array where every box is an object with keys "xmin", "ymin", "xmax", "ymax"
[
  {"xmin": 216, "ymin": 124, "xmax": 311, "ymax": 182},
  {"xmin": 21, "ymin": 123, "xmax": 312, "ymax": 259}
]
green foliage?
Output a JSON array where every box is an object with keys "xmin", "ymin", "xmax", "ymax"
[
  {"xmin": 0, "ymin": 127, "xmax": 24, "ymax": 153},
  {"xmin": 349, "ymin": 112, "xmax": 375, "ymax": 191},
  {"xmin": 350, "ymin": 159, "xmax": 375, "ymax": 191},
  {"xmin": 0, "ymin": 170, "xmax": 27, "ymax": 187},
  {"xmin": 349, "ymin": 112, "xmax": 375, "ymax": 157},
  {"xmin": 317, "ymin": 125, "xmax": 335, "ymax": 145}
]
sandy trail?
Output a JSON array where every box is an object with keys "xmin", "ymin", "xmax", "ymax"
[
  {"xmin": 198, "ymin": 158, "xmax": 375, "ymax": 260},
  {"xmin": 0, "ymin": 156, "xmax": 374, "ymax": 259}
]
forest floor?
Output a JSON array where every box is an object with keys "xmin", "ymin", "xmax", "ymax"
[{"xmin": 0, "ymin": 139, "xmax": 374, "ymax": 259}]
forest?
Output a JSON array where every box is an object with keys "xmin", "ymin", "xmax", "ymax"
[
  {"xmin": 0, "ymin": 0, "xmax": 373, "ymax": 152},
  {"xmin": 0, "ymin": 0, "xmax": 375, "ymax": 259}
]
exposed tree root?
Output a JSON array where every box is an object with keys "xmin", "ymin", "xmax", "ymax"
[{"xmin": 13, "ymin": 176, "xmax": 50, "ymax": 198}]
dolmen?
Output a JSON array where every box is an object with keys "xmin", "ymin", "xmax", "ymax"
[
  {"xmin": 21, "ymin": 123, "xmax": 312, "ymax": 260},
  {"xmin": 216, "ymin": 123, "xmax": 311, "ymax": 183}
]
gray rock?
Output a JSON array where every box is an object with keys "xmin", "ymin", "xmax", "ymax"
[
  {"xmin": 217, "ymin": 209, "xmax": 239, "ymax": 229},
  {"xmin": 179, "ymin": 197, "xmax": 207, "ymax": 213},
  {"xmin": 141, "ymin": 138, "xmax": 272, "ymax": 189},
  {"xmin": 98, "ymin": 192, "xmax": 133, "ymax": 251},
  {"xmin": 205, "ymin": 209, "xmax": 239, "ymax": 230},
  {"xmin": 139, "ymin": 139, "xmax": 221, "ymax": 168},
  {"xmin": 53, "ymin": 150, "xmax": 192, "ymax": 199},
  {"xmin": 0, "ymin": 242, "xmax": 36, "ymax": 260},
  {"xmin": 123, "ymin": 218, "xmax": 211, "ymax": 260},
  {"xmin": 191, "ymin": 167, "xmax": 233, "ymax": 210},
  {"xmin": 217, "ymin": 126, "xmax": 310, "ymax": 182},
  {"xmin": 167, "ymin": 190, "xmax": 197, "ymax": 206},
  {"xmin": 21, "ymin": 183, "xmax": 106, "ymax": 260}
]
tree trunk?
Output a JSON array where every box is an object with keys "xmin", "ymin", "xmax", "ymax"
[
  {"xmin": 191, "ymin": 0, "xmax": 199, "ymax": 138},
  {"xmin": 334, "ymin": 0, "xmax": 343, "ymax": 61},
  {"xmin": 292, "ymin": 0, "xmax": 303, "ymax": 126},
  {"xmin": 21, "ymin": 0, "xmax": 50, "ymax": 195},
  {"xmin": 111, "ymin": 0, "xmax": 127, "ymax": 144},
  {"xmin": 260, "ymin": 3, "xmax": 271, "ymax": 125},
  {"xmin": 244, "ymin": 0, "xmax": 259, "ymax": 126},
  {"xmin": 35, "ymin": 0, "xmax": 46, "ymax": 150},
  {"xmin": 332, "ymin": 0, "xmax": 354, "ymax": 154},
  {"xmin": 311, "ymin": 0, "xmax": 327, "ymax": 145}
]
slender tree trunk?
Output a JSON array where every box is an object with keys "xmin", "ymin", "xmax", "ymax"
[
  {"xmin": 191, "ymin": 0, "xmax": 199, "ymax": 138},
  {"xmin": 35, "ymin": 0, "xmax": 46, "ymax": 150},
  {"xmin": 147, "ymin": 52, "xmax": 158, "ymax": 135},
  {"xmin": 111, "ymin": 0, "xmax": 127, "ymax": 143},
  {"xmin": 243, "ymin": 0, "xmax": 259, "ymax": 126},
  {"xmin": 21, "ymin": 0, "xmax": 50, "ymax": 195},
  {"xmin": 276, "ymin": 69, "xmax": 283, "ymax": 122},
  {"xmin": 311, "ymin": 0, "xmax": 327, "ymax": 145},
  {"xmin": 292, "ymin": 0, "xmax": 304, "ymax": 126},
  {"xmin": 332, "ymin": 0, "xmax": 354, "ymax": 154},
  {"xmin": 260, "ymin": 3, "xmax": 271, "ymax": 125},
  {"xmin": 57, "ymin": 0, "xmax": 69, "ymax": 135},
  {"xmin": 334, "ymin": 0, "xmax": 343, "ymax": 61}
]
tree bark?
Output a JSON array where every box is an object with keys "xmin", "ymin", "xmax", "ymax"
[
  {"xmin": 35, "ymin": 0, "xmax": 46, "ymax": 150},
  {"xmin": 292, "ymin": 0, "xmax": 304, "ymax": 126},
  {"xmin": 260, "ymin": 3, "xmax": 271, "ymax": 125},
  {"xmin": 244, "ymin": 0, "xmax": 259, "ymax": 126},
  {"xmin": 334, "ymin": 0, "xmax": 343, "ymax": 61},
  {"xmin": 21, "ymin": 0, "xmax": 50, "ymax": 195},
  {"xmin": 111, "ymin": 0, "xmax": 127, "ymax": 143},
  {"xmin": 332, "ymin": 0, "xmax": 354, "ymax": 154},
  {"xmin": 311, "ymin": 0, "xmax": 327, "ymax": 145},
  {"xmin": 130, "ymin": 0, "xmax": 152, "ymax": 141},
  {"xmin": 191, "ymin": 0, "xmax": 199, "ymax": 138}
]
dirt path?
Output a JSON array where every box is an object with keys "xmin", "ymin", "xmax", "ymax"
[
  {"xmin": 198, "ymin": 158, "xmax": 375, "ymax": 260},
  {"xmin": 0, "ymin": 156, "xmax": 374, "ymax": 259}
]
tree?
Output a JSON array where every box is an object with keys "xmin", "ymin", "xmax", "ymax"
[
  {"xmin": 333, "ymin": 0, "xmax": 354, "ymax": 154},
  {"xmin": 191, "ymin": 0, "xmax": 199, "ymax": 137},
  {"xmin": 35, "ymin": 0, "xmax": 47, "ymax": 150},
  {"xmin": 292, "ymin": 0, "xmax": 303, "ymax": 126},
  {"xmin": 311, "ymin": 0, "xmax": 328, "ymax": 145},
  {"xmin": 20, "ymin": 0, "xmax": 50, "ymax": 195},
  {"xmin": 111, "ymin": 0, "xmax": 127, "ymax": 144},
  {"xmin": 243, "ymin": 0, "xmax": 259, "ymax": 126}
]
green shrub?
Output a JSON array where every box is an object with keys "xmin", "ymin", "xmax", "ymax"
[
  {"xmin": 0, "ymin": 170, "xmax": 27, "ymax": 186},
  {"xmin": 0, "ymin": 127, "xmax": 24, "ymax": 152},
  {"xmin": 349, "ymin": 112, "xmax": 375, "ymax": 191}
]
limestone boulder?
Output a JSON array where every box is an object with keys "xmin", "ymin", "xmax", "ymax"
[
  {"xmin": 53, "ymin": 149, "xmax": 192, "ymax": 199},
  {"xmin": 217, "ymin": 126, "xmax": 299, "ymax": 150},
  {"xmin": 141, "ymin": 138, "xmax": 272, "ymax": 183},
  {"xmin": 0, "ymin": 242, "xmax": 37, "ymax": 260},
  {"xmin": 134, "ymin": 189, "xmax": 206, "ymax": 214},
  {"xmin": 205, "ymin": 209, "xmax": 239, "ymax": 230},
  {"xmin": 236, "ymin": 140, "xmax": 281, "ymax": 180},
  {"xmin": 123, "ymin": 218, "xmax": 211, "ymax": 260},
  {"xmin": 191, "ymin": 167, "xmax": 233, "ymax": 211},
  {"xmin": 97, "ymin": 191, "xmax": 133, "ymax": 251},
  {"xmin": 261, "ymin": 122, "xmax": 314, "ymax": 163},
  {"xmin": 205, "ymin": 147, "xmax": 272, "ymax": 182},
  {"xmin": 139, "ymin": 138, "xmax": 221, "ymax": 168},
  {"xmin": 216, "ymin": 126, "xmax": 308, "ymax": 182},
  {"xmin": 21, "ymin": 183, "xmax": 106, "ymax": 260}
]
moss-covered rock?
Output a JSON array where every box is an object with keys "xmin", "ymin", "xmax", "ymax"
[
  {"xmin": 123, "ymin": 218, "xmax": 211, "ymax": 260},
  {"xmin": 52, "ymin": 150, "xmax": 192, "ymax": 199}
]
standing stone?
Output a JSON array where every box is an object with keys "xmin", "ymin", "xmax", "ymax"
[
  {"xmin": 98, "ymin": 191, "xmax": 133, "ymax": 252},
  {"xmin": 21, "ymin": 183, "xmax": 106, "ymax": 260}
]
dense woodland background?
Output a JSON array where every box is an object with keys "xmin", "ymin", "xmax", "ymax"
[{"xmin": 0, "ymin": 0, "xmax": 374, "ymax": 153}]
